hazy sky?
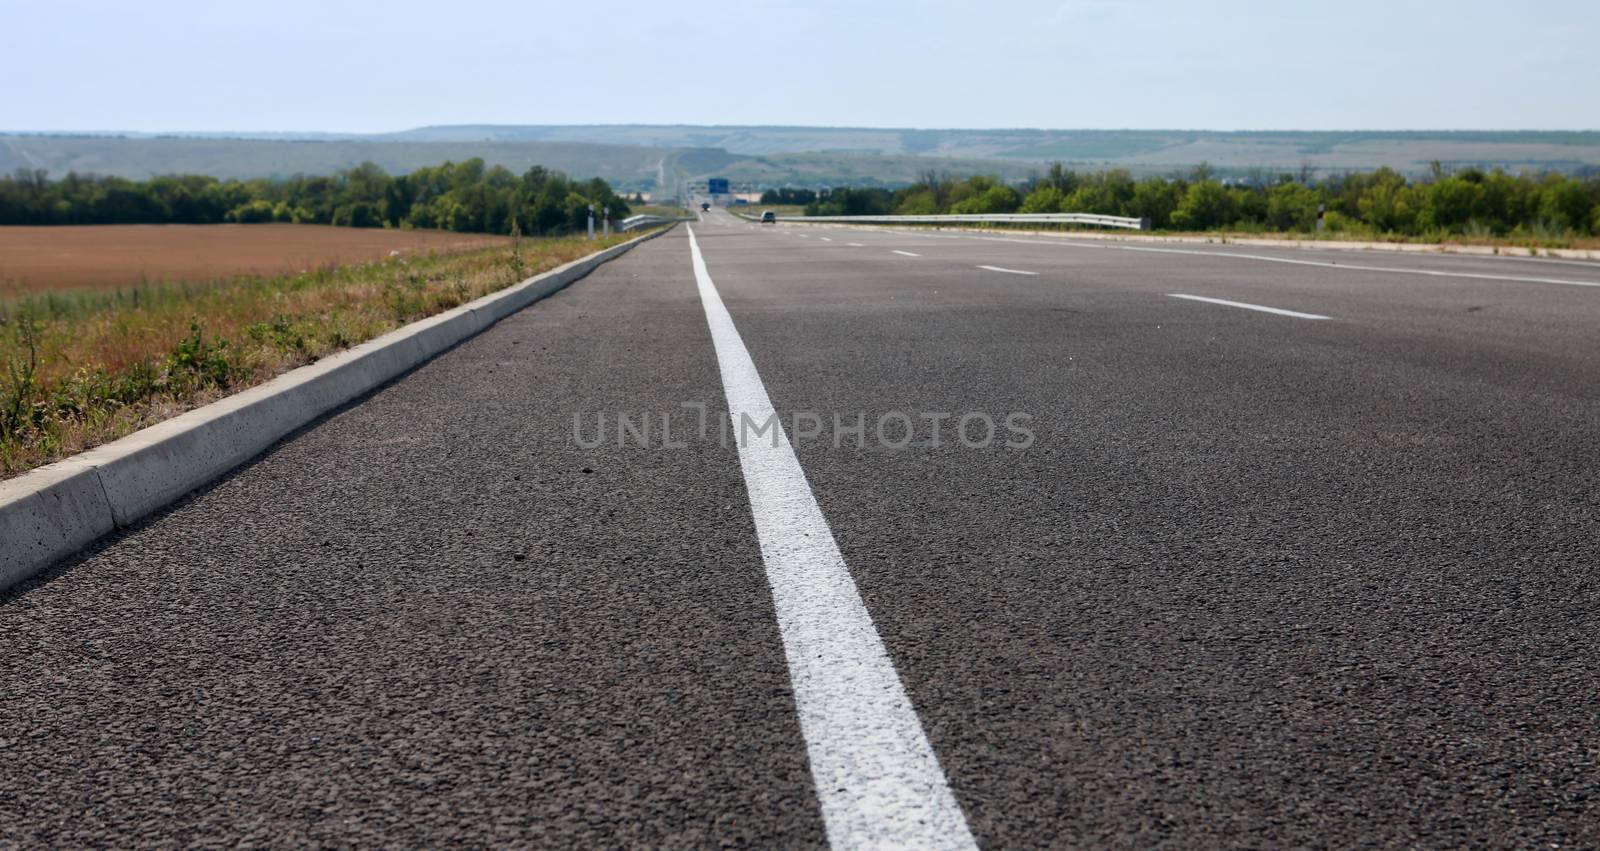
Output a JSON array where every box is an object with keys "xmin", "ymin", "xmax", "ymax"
[{"xmin": 4, "ymin": 0, "xmax": 1596, "ymax": 132}]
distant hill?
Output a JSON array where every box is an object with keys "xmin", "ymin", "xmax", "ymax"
[
  {"xmin": 377, "ymin": 125, "xmax": 1600, "ymax": 175},
  {"xmin": 0, "ymin": 135, "xmax": 699, "ymax": 191},
  {"xmin": 4, "ymin": 126, "xmax": 1597, "ymax": 192},
  {"xmin": 0, "ymin": 133, "xmax": 1040, "ymax": 193}
]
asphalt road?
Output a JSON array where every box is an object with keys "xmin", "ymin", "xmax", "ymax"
[{"xmin": 4, "ymin": 209, "xmax": 1598, "ymax": 848}]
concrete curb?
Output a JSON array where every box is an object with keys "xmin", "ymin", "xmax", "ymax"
[{"xmin": 0, "ymin": 225, "xmax": 674, "ymax": 592}]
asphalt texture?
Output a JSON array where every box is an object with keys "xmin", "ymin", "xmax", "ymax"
[{"xmin": 5, "ymin": 210, "xmax": 1599, "ymax": 847}]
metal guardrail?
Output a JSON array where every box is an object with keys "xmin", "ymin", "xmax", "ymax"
[
  {"xmin": 620, "ymin": 214, "xmax": 691, "ymax": 231},
  {"xmin": 738, "ymin": 212, "xmax": 1149, "ymax": 230}
]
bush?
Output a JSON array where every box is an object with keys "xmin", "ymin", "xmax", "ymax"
[
  {"xmin": 1321, "ymin": 210, "xmax": 1363, "ymax": 234},
  {"xmin": 1171, "ymin": 181, "xmax": 1235, "ymax": 230},
  {"xmin": 1538, "ymin": 177, "xmax": 1595, "ymax": 233},
  {"xmin": 806, "ymin": 187, "xmax": 894, "ymax": 216},
  {"xmin": 332, "ymin": 201, "xmax": 381, "ymax": 228},
  {"xmin": 950, "ymin": 185, "xmax": 1020, "ymax": 215},
  {"xmin": 1019, "ymin": 186, "xmax": 1064, "ymax": 214},
  {"xmin": 225, "ymin": 200, "xmax": 277, "ymax": 224},
  {"xmin": 1130, "ymin": 180, "xmax": 1182, "ymax": 229},
  {"xmin": 895, "ymin": 189, "xmax": 940, "ymax": 215},
  {"xmin": 1266, "ymin": 182, "xmax": 1322, "ymax": 232}
]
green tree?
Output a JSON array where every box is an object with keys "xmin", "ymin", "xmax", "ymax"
[
  {"xmin": 225, "ymin": 200, "xmax": 277, "ymax": 223},
  {"xmin": 1266, "ymin": 182, "xmax": 1323, "ymax": 232},
  {"xmin": 332, "ymin": 202, "xmax": 381, "ymax": 228},
  {"xmin": 950, "ymin": 185, "xmax": 1020, "ymax": 214},
  {"xmin": 1129, "ymin": 180, "xmax": 1184, "ymax": 229},
  {"xmin": 1355, "ymin": 170, "xmax": 1419, "ymax": 233},
  {"xmin": 1044, "ymin": 162, "xmax": 1080, "ymax": 194},
  {"xmin": 895, "ymin": 189, "xmax": 940, "ymax": 215},
  {"xmin": 1018, "ymin": 186, "xmax": 1065, "ymax": 214},
  {"xmin": 1418, "ymin": 175, "xmax": 1486, "ymax": 231},
  {"xmin": 1171, "ymin": 181, "xmax": 1235, "ymax": 230},
  {"xmin": 1538, "ymin": 176, "xmax": 1595, "ymax": 232}
]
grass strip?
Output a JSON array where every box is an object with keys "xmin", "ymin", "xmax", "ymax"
[{"xmin": 1, "ymin": 231, "xmax": 642, "ymax": 477}]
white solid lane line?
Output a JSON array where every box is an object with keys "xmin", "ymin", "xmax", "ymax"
[
  {"xmin": 892, "ymin": 250, "xmax": 921, "ymax": 257},
  {"xmin": 977, "ymin": 265, "xmax": 1038, "ymax": 276},
  {"xmin": 1168, "ymin": 293, "xmax": 1332, "ymax": 320},
  {"xmin": 686, "ymin": 227, "xmax": 977, "ymax": 851},
  {"xmin": 976, "ymin": 236, "xmax": 1600, "ymax": 289}
]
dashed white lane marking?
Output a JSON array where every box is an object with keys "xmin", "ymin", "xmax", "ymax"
[
  {"xmin": 1481, "ymin": 255, "xmax": 1600, "ymax": 270},
  {"xmin": 1146, "ymin": 248, "xmax": 1600, "ymax": 288},
  {"xmin": 976, "ymin": 236, "xmax": 1600, "ymax": 289},
  {"xmin": 1167, "ymin": 293, "xmax": 1332, "ymax": 320},
  {"xmin": 892, "ymin": 250, "xmax": 921, "ymax": 257},
  {"xmin": 819, "ymin": 237, "xmax": 833, "ymax": 242},
  {"xmin": 847, "ymin": 243, "xmax": 866, "ymax": 247},
  {"xmin": 977, "ymin": 265, "xmax": 1038, "ymax": 276},
  {"xmin": 685, "ymin": 227, "xmax": 977, "ymax": 851}
]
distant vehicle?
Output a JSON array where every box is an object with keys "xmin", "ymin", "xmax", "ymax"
[
  {"xmin": 760, "ymin": 210, "xmax": 777, "ymax": 223},
  {"xmin": 701, "ymin": 203, "xmax": 711, "ymax": 212}
]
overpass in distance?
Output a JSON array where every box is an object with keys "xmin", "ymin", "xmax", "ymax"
[{"xmin": 4, "ymin": 208, "xmax": 1599, "ymax": 847}]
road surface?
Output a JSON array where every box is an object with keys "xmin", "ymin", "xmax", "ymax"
[{"xmin": 4, "ymin": 209, "xmax": 1598, "ymax": 848}]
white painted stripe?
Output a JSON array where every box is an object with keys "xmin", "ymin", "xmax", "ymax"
[
  {"xmin": 892, "ymin": 250, "xmax": 921, "ymax": 257},
  {"xmin": 820, "ymin": 237, "xmax": 833, "ymax": 242},
  {"xmin": 976, "ymin": 265, "xmax": 1038, "ymax": 276},
  {"xmin": 1142, "ymin": 247, "xmax": 1600, "ymax": 288},
  {"xmin": 685, "ymin": 227, "xmax": 977, "ymax": 851},
  {"xmin": 847, "ymin": 243, "xmax": 866, "ymax": 247},
  {"xmin": 1167, "ymin": 293, "xmax": 1332, "ymax": 320},
  {"xmin": 975, "ymin": 236, "xmax": 1600, "ymax": 288}
]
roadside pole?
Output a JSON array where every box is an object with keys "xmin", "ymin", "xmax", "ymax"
[
  {"xmin": 603, "ymin": 206, "xmax": 610, "ymax": 237},
  {"xmin": 587, "ymin": 204, "xmax": 595, "ymax": 240}
]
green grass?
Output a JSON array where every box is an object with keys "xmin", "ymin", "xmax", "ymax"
[{"xmin": 0, "ymin": 230, "xmax": 650, "ymax": 477}]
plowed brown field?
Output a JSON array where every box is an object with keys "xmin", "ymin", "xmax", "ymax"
[{"xmin": 0, "ymin": 224, "xmax": 510, "ymax": 296}]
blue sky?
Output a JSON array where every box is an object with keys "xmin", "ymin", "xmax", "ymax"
[{"xmin": 4, "ymin": 0, "xmax": 1595, "ymax": 132}]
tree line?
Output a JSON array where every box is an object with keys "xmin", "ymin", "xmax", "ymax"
[
  {"xmin": 796, "ymin": 163, "xmax": 1600, "ymax": 239},
  {"xmin": 758, "ymin": 188, "xmax": 818, "ymax": 205},
  {"xmin": 0, "ymin": 159, "xmax": 632, "ymax": 235}
]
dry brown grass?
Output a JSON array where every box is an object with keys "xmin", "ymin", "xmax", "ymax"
[
  {"xmin": 1, "ymin": 229, "xmax": 643, "ymax": 477},
  {"xmin": 0, "ymin": 224, "xmax": 510, "ymax": 297}
]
